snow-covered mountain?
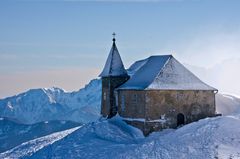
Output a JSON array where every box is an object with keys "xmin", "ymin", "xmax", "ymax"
[
  {"xmin": 0, "ymin": 117, "xmax": 80, "ymax": 153},
  {"xmin": 1, "ymin": 115, "xmax": 240, "ymax": 159},
  {"xmin": 0, "ymin": 77, "xmax": 240, "ymax": 125},
  {"xmin": 0, "ymin": 79, "xmax": 101, "ymax": 124}
]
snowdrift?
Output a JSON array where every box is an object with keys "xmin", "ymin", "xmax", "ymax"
[{"xmin": 1, "ymin": 115, "xmax": 240, "ymax": 159}]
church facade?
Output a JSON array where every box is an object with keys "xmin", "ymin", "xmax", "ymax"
[{"xmin": 99, "ymin": 37, "xmax": 218, "ymax": 135}]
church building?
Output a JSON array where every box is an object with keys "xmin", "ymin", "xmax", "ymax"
[{"xmin": 99, "ymin": 35, "xmax": 218, "ymax": 135}]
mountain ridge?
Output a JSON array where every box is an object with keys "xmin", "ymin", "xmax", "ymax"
[{"xmin": 0, "ymin": 79, "xmax": 101, "ymax": 124}]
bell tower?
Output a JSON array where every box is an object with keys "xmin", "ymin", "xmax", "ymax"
[{"xmin": 99, "ymin": 33, "xmax": 129, "ymax": 118}]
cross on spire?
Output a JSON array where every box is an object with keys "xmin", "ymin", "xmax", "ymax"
[{"xmin": 112, "ymin": 32, "xmax": 116, "ymax": 42}]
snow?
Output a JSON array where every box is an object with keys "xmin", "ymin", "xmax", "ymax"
[
  {"xmin": 0, "ymin": 77, "xmax": 239, "ymax": 158},
  {"xmin": 0, "ymin": 79, "xmax": 101, "ymax": 124},
  {"xmin": 7, "ymin": 101, "xmax": 13, "ymax": 110},
  {"xmin": 0, "ymin": 118, "xmax": 81, "ymax": 152},
  {"xmin": 222, "ymin": 94, "xmax": 235, "ymax": 100},
  {"xmin": 216, "ymin": 93, "xmax": 240, "ymax": 115},
  {"xmin": 148, "ymin": 57, "xmax": 217, "ymax": 90},
  {"xmin": 2, "ymin": 115, "xmax": 240, "ymax": 159},
  {"xmin": 61, "ymin": 121, "xmax": 66, "ymax": 124},
  {"xmin": 119, "ymin": 55, "xmax": 171, "ymax": 89},
  {"xmin": 120, "ymin": 117, "xmax": 145, "ymax": 122},
  {"xmin": 0, "ymin": 126, "xmax": 80, "ymax": 159},
  {"xmin": 119, "ymin": 55, "xmax": 216, "ymax": 91},
  {"xmin": 222, "ymin": 93, "xmax": 240, "ymax": 99},
  {"xmin": 121, "ymin": 117, "xmax": 166, "ymax": 123},
  {"xmin": 99, "ymin": 42, "xmax": 128, "ymax": 77},
  {"xmin": 0, "ymin": 76, "xmax": 237, "ymax": 126},
  {"xmin": 127, "ymin": 58, "xmax": 148, "ymax": 76}
]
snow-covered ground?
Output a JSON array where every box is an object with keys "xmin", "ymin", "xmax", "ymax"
[
  {"xmin": 0, "ymin": 118, "xmax": 81, "ymax": 152},
  {"xmin": 1, "ymin": 115, "xmax": 240, "ymax": 159},
  {"xmin": 0, "ymin": 126, "xmax": 80, "ymax": 159}
]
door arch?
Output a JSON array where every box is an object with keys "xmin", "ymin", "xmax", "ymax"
[{"xmin": 177, "ymin": 113, "xmax": 185, "ymax": 126}]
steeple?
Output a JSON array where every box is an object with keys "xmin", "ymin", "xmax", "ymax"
[
  {"xmin": 99, "ymin": 33, "xmax": 128, "ymax": 77},
  {"xmin": 100, "ymin": 33, "xmax": 129, "ymax": 118}
]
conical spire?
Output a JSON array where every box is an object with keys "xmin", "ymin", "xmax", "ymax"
[{"xmin": 99, "ymin": 34, "xmax": 128, "ymax": 77}]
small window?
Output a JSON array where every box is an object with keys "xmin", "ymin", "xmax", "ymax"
[
  {"xmin": 132, "ymin": 94, "xmax": 137, "ymax": 105},
  {"xmin": 103, "ymin": 92, "xmax": 107, "ymax": 101},
  {"xmin": 115, "ymin": 92, "xmax": 118, "ymax": 107},
  {"xmin": 121, "ymin": 94, "xmax": 125, "ymax": 112}
]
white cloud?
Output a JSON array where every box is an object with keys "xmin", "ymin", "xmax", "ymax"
[
  {"xmin": 186, "ymin": 58, "xmax": 240, "ymax": 96},
  {"xmin": 173, "ymin": 30, "xmax": 240, "ymax": 68}
]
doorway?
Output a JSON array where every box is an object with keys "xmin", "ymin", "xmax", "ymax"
[{"xmin": 177, "ymin": 113, "xmax": 185, "ymax": 126}]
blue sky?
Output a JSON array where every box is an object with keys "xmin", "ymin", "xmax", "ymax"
[{"xmin": 0, "ymin": 0, "xmax": 240, "ymax": 97}]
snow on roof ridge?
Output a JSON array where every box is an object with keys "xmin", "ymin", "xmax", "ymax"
[
  {"xmin": 148, "ymin": 55, "xmax": 172, "ymax": 84},
  {"xmin": 148, "ymin": 54, "xmax": 173, "ymax": 58}
]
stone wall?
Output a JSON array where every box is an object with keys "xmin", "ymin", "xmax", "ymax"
[
  {"xmin": 117, "ymin": 89, "xmax": 216, "ymax": 135},
  {"xmin": 117, "ymin": 90, "xmax": 146, "ymax": 118},
  {"xmin": 145, "ymin": 90, "xmax": 216, "ymax": 127},
  {"xmin": 101, "ymin": 76, "xmax": 129, "ymax": 117}
]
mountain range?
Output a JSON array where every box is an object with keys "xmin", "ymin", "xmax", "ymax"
[
  {"xmin": 0, "ymin": 78, "xmax": 240, "ymax": 125},
  {"xmin": 0, "ymin": 79, "xmax": 101, "ymax": 124}
]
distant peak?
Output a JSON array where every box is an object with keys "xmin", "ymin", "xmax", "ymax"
[{"xmin": 43, "ymin": 87, "xmax": 65, "ymax": 93}]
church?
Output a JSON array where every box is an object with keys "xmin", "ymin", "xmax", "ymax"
[{"xmin": 99, "ymin": 36, "xmax": 218, "ymax": 135}]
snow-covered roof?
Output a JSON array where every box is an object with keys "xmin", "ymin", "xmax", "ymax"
[
  {"xmin": 118, "ymin": 55, "xmax": 217, "ymax": 91},
  {"xmin": 99, "ymin": 40, "xmax": 128, "ymax": 77},
  {"xmin": 119, "ymin": 55, "xmax": 171, "ymax": 89}
]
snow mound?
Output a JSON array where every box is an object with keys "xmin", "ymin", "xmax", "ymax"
[
  {"xmin": 2, "ymin": 116, "xmax": 240, "ymax": 159},
  {"xmin": 0, "ymin": 79, "xmax": 101, "ymax": 124}
]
